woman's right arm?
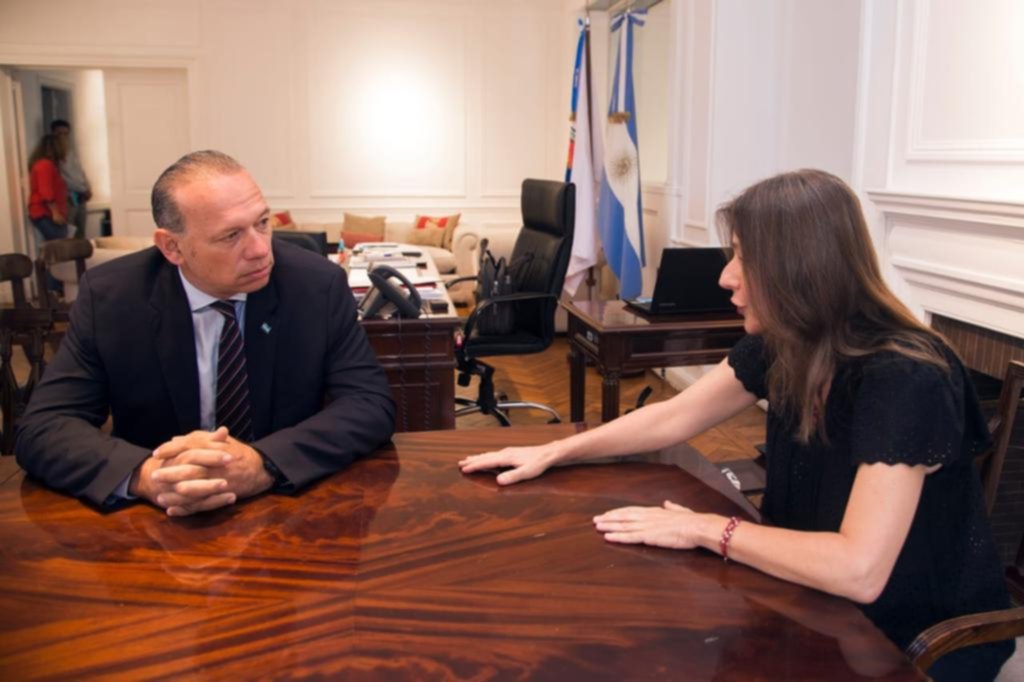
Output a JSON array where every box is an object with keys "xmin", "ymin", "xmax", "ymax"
[{"xmin": 458, "ymin": 356, "xmax": 758, "ymax": 484}]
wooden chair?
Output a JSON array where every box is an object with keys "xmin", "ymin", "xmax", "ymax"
[
  {"xmin": 1009, "ymin": 538, "xmax": 1024, "ymax": 606},
  {"xmin": 907, "ymin": 359, "xmax": 1024, "ymax": 673},
  {"xmin": 0, "ymin": 254, "xmax": 53, "ymax": 454},
  {"xmin": 988, "ymin": 361, "xmax": 1024, "ymax": 607},
  {"xmin": 0, "ymin": 253, "xmax": 34, "ymax": 309},
  {"xmin": 35, "ymin": 238, "xmax": 93, "ymax": 315},
  {"xmin": 979, "ymin": 360, "xmax": 1024, "ymax": 515},
  {"xmin": 907, "ymin": 606, "xmax": 1024, "ymax": 672},
  {"xmin": 35, "ymin": 239, "xmax": 92, "ymax": 351}
]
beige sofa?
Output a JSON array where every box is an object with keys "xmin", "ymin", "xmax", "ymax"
[
  {"xmin": 53, "ymin": 236, "xmax": 154, "ymax": 301},
  {"xmin": 292, "ymin": 220, "xmax": 472, "ymax": 276},
  {"xmin": 290, "ymin": 219, "xmax": 483, "ymax": 305}
]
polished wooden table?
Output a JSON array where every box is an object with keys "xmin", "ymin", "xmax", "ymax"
[
  {"xmin": 0, "ymin": 427, "xmax": 920, "ymax": 680},
  {"xmin": 564, "ymin": 300, "xmax": 747, "ymax": 422}
]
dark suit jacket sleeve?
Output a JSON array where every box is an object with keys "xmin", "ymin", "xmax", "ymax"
[
  {"xmin": 252, "ymin": 267, "xmax": 396, "ymax": 490},
  {"xmin": 15, "ymin": 274, "xmax": 151, "ymax": 505}
]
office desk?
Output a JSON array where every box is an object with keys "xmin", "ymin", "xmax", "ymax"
[
  {"xmin": 564, "ymin": 300, "xmax": 746, "ymax": 422},
  {"xmin": 0, "ymin": 426, "xmax": 920, "ymax": 680},
  {"xmin": 362, "ymin": 314, "xmax": 460, "ymax": 432},
  {"xmin": 346, "ymin": 247, "xmax": 459, "ymax": 432}
]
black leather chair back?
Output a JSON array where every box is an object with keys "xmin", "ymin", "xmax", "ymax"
[
  {"xmin": 454, "ymin": 179, "xmax": 575, "ymax": 425},
  {"xmin": 274, "ymin": 230, "xmax": 328, "ymax": 255},
  {"xmin": 507, "ymin": 179, "xmax": 575, "ymax": 342}
]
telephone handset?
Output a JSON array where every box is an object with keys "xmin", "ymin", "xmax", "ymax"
[{"xmin": 358, "ymin": 264, "xmax": 422, "ymax": 319}]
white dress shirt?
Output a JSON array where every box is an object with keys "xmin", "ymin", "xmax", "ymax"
[{"xmin": 178, "ymin": 270, "xmax": 248, "ymax": 431}]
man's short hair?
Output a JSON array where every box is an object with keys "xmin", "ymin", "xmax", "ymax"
[
  {"xmin": 151, "ymin": 150, "xmax": 244, "ymax": 233},
  {"xmin": 50, "ymin": 119, "xmax": 70, "ymax": 132}
]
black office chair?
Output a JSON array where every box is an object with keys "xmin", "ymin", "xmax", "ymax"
[
  {"xmin": 450, "ymin": 179, "xmax": 575, "ymax": 426},
  {"xmin": 274, "ymin": 230, "xmax": 328, "ymax": 255}
]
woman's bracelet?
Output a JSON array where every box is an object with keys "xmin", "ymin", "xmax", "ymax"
[{"xmin": 720, "ymin": 516, "xmax": 742, "ymax": 562}]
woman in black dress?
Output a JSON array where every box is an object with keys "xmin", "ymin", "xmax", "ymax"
[{"xmin": 460, "ymin": 169, "xmax": 1013, "ymax": 680}]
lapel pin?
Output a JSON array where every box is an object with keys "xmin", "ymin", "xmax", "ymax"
[{"xmin": 261, "ymin": 323, "xmax": 272, "ymax": 334}]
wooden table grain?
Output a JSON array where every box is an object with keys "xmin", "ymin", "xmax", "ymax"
[{"xmin": 0, "ymin": 427, "xmax": 921, "ymax": 680}]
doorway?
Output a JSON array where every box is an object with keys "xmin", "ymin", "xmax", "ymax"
[
  {"xmin": 40, "ymin": 85, "xmax": 71, "ymax": 130},
  {"xmin": 0, "ymin": 65, "xmax": 190, "ymax": 260}
]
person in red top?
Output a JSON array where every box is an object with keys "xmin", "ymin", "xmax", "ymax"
[
  {"xmin": 28, "ymin": 133, "xmax": 70, "ymax": 243},
  {"xmin": 28, "ymin": 133, "xmax": 71, "ymax": 294}
]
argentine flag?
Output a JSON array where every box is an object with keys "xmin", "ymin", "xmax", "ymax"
[{"xmin": 597, "ymin": 9, "xmax": 646, "ymax": 300}]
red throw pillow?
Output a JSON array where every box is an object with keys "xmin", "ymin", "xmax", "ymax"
[
  {"xmin": 413, "ymin": 213, "xmax": 461, "ymax": 250},
  {"xmin": 270, "ymin": 210, "xmax": 296, "ymax": 229}
]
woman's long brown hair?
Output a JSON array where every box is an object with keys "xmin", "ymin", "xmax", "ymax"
[
  {"xmin": 717, "ymin": 169, "xmax": 948, "ymax": 443},
  {"xmin": 27, "ymin": 133, "xmax": 66, "ymax": 169}
]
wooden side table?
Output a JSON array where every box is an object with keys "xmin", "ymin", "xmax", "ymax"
[{"xmin": 563, "ymin": 300, "xmax": 746, "ymax": 422}]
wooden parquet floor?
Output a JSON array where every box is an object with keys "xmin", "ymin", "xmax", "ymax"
[{"xmin": 453, "ymin": 336, "xmax": 766, "ymax": 465}]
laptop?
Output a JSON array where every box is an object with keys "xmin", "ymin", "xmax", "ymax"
[{"xmin": 624, "ymin": 247, "xmax": 734, "ymax": 315}]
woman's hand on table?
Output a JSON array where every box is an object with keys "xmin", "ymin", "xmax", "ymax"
[
  {"xmin": 594, "ymin": 500, "xmax": 719, "ymax": 551},
  {"xmin": 458, "ymin": 443, "xmax": 564, "ymax": 485}
]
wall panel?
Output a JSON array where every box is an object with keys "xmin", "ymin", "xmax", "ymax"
[
  {"xmin": 889, "ymin": 0, "xmax": 1024, "ymax": 199},
  {"xmin": 202, "ymin": 0, "xmax": 297, "ymax": 199},
  {"xmin": 480, "ymin": 7, "xmax": 550, "ymax": 197},
  {"xmin": 0, "ymin": 0, "xmax": 201, "ymax": 50},
  {"xmin": 104, "ymin": 69, "xmax": 190, "ymax": 236},
  {"xmin": 307, "ymin": 1, "xmax": 467, "ymax": 198}
]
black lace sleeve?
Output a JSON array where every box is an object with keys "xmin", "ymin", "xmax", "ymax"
[
  {"xmin": 727, "ymin": 335, "xmax": 768, "ymax": 400},
  {"xmin": 850, "ymin": 353, "xmax": 964, "ymax": 467}
]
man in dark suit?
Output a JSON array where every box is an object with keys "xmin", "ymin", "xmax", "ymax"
[{"xmin": 16, "ymin": 150, "xmax": 395, "ymax": 516}]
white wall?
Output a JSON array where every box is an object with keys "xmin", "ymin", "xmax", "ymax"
[
  {"xmin": 857, "ymin": 0, "xmax": 1024, "ymax": 339},
  {"xmin": 71, "ymin": 69, "xmax": 110, "ymax": 204},
  {"xmin": 776, "ymin": 0, "xmax": 860, "ymax": 181},
  {"xmin": 0, "ymin": 0, "xmax": 573, "ymax": 242},
  {"xmin": 660, "ymin": 0, "xmax": 1024, "ymax": 389}
]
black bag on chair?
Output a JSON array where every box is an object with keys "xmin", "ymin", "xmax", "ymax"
[{"xmin": 475, "ymin": 249, "xmax": 515, "ymax": 335}]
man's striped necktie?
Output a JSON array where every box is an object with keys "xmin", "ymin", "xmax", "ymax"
[{"xmin": 211, "ymin": 300, "xmax": 254, "ymax": 442}]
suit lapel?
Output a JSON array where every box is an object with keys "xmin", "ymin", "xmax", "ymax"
[
  {"xmin": 244, "ymin": 277, "xmax": 279, "ymax": 439},
  {"xmin": 150, "ymin": 264, "xmax": 201, "ymax": 433}
]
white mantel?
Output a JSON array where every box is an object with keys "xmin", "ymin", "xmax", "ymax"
[{"xmin": 868, "ymin": 189, "xmax": 1024, "ymax": 340}]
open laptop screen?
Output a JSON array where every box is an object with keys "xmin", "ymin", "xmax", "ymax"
[{"xmin": 625, "ymin": 247, "xmax": 734, "ymax": 315}]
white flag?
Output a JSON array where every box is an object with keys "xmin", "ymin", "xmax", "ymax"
[{"xmin": 564, "ymin": 22, "xmax": 602, "ymax": 298}]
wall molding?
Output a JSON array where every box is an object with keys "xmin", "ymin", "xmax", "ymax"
[
  {"xmin": 0, "ymin": 47, "xmax": 199, "ymax": 69},
  {"xmin": 866, "ymin": 189, "xmax": 1024, "ymax": 227},
  {"xmin": 903, "ymin": 0, "xmax": 1024, "ymax": 163},
  {"xmin": 868, "ymin": 188, "xmax": 1024, "ymax": 339}
]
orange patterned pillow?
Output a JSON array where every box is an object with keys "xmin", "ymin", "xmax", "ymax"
[
  {"xmin": 413, "ymin": 213, "xmax": 461, "ymax": 250},
  {"xmin": 407, "ymin": 218, "xmax": 447, "ymax": 248}
]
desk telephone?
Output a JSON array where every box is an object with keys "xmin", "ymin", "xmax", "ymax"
[{"xmin": 358, "ymin": 264, "xmax": 422, "ymax": 319}]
